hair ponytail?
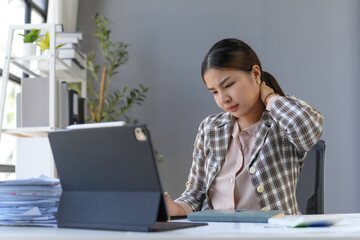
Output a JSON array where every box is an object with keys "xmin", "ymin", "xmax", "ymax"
[
  {"xmin": 202, "ymin": 38, "xmax": 285, "ymax": 96},
  {"xmin": 261, "ymin": 71, "xmax": 285, "ymax": 96}
]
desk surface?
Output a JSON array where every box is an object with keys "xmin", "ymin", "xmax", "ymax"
[{"xmin": 1, "ymin": 214, "xmax": 360, "ymax": 240}]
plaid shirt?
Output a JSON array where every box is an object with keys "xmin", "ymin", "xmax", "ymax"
[{"xmin": 176, "ymin": 96, "xmax": 323, "ymax": 215}]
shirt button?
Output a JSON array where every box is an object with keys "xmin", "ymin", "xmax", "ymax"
[
  {"xmin": 257, "ymin": 185, "xmax": 264, "ymax": 193},
  {"xmin": 230, "ymin": 178, "xmax": 234, "ymax": 184},
  {"xmin": 262, "ymin": 206, "xmax": 270, "ymax": 210},
  {"xmin": 249, "ymin": 166, "xmax": 256, "ymax": 174}
]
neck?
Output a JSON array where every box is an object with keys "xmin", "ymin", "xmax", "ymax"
[{"xmin": 237, "ymin": 98, "xmax": 264, "ymax": 130}]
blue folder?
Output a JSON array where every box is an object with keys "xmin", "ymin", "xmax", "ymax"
[{"xmin": 187, "ymin": 209, "xmax": 284, "ymax": 223}]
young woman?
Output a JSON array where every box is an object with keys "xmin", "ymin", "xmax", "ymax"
[{"xmin": 165, "ymin": 38, "xmax": 323, "ymax": 215}]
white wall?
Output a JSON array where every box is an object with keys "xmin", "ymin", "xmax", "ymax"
[{"xmin": 77, "ymin": 0, "xmax": 360, "ymax": 213}]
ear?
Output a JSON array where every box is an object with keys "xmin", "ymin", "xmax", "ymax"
[{"xmin": 251, "ymin": 65, "xmax": 261, "ymax": 83}]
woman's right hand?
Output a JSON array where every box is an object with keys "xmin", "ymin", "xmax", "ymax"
[
  {"xmin": 164, "ymin": 192, "xmax": 186, "ymax": 216},
  {"xmin": 260, "ymin": 81, "xmax": 276, "ymax": 105}
]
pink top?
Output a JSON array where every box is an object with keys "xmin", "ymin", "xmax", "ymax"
[
  {"xmin": 208, "ymin": 119, "xmax": 260, "ymax": 210},
  {"xmin": 176, "ymin": 95, "xmax": 280, "ymax": 213}
]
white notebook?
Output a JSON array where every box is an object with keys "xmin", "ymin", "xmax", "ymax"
[{"xmin": 66, "ymin": 121, "xmax": 126, "ymax": 130}]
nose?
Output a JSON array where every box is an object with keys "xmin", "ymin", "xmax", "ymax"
[{"xmin": 220, "ymin": 92, "xmax": 231, "ymax": 103}]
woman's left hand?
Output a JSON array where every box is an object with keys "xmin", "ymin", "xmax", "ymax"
[{"xmin": 260, "ymin": 81, "xmax": 275, "ymax": 105}]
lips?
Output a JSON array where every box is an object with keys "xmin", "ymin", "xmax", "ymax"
[{"xmin": 227, "ymin": 104, "xmax": 238, "ymax": 112}]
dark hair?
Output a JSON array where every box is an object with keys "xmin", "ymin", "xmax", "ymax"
[{"xmin": 201, "ymin": 38, "xmax": 285, "ymax": 96}]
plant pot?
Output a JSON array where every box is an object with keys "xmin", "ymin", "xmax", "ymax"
[{"xmin": 23, "ymin": 43, "xmax": 37, "ymax": 56}]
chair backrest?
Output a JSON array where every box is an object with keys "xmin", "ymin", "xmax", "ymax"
[{"xmin": 296, "ymin": 140, "xmax": 325, "ymax": 214}]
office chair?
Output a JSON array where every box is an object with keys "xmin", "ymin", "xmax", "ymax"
[{"xmin": 296, "ymin": 140, "xmax": 325, "ymax": 214}]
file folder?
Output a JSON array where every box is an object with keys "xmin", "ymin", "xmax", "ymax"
[{"xmin": 187, "ymin": 209, "xmax": 284, "ymax": 223}]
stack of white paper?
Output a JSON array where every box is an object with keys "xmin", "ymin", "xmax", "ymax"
[{"xmin": 0, "ymin": 175, "xmax": 61, "ymax": 227}]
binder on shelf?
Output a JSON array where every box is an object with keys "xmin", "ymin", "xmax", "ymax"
[
  {"xmin": 20, "ymin": 78, "xmax": 82, "ymax": 129},
  {"xmin": 21, "ymin": 77, "xmax": 49, "ymax": 127},
  {"xmin": 16, "ymin": 93, "xmax": 21, "ymax": 128},
  {"xmin": 68, "ymin": 90, "xmax": 79, "ymax": 125},
  {"xmin": 58, "ymin": 81, "xmax": 69, "ymax": 129},
  {"xmin": 20, "ymin": 79, "xmax": 85, "ymax": 129},
  {"xmin": 78, "ymin": 97, "xmax": 85, "ymax": 124}
]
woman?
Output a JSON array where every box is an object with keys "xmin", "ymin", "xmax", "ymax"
[{"xmin": 165, "ymin": 38, "xmax": 323, "ymax": 215}]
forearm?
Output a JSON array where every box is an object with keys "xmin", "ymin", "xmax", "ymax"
[
  {"xmin": 270, "ymin": 96, "xmax": 323, "ymax": 152},
  {"xmin": 170, "ymin": 201, "xmax": 187, "ymax": 216},
  {"xmin": 175, "ymin": 203, "xmax": 187, "ymax": 216},
  {"xmin": 164, "ymin": 192, "xmax": 187, "ymax": 216}
]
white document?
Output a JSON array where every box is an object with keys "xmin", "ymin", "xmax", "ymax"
[
  {"xmin": 66, "ymin": 121, "xmax": 126, "ymax": 129},
  {"xmin": 0, "ymin": 175, "xmax": 59, "ymax": 186},
  {"xmin": 268, "ymin": 214, "xmax": 344, "ymax": 227},
  {"xmin": 0, "ymin": 175, "xmax": 61, "ymax": 227}
]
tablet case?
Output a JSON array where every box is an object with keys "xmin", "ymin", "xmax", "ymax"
[{"xmin": 48, "ymin": 125, "xmax": 190, "ymax": 232}]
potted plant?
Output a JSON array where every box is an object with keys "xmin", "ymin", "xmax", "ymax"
[
  {"xmin": 85, "ymin": 14, "xmax": 163, "ymax": 162},
  {"xmin": 86, "ymin": 14, "xmax": 148, "ymax": 123},
  {"xmin": 36, "ymin": 32, "xmax": 66, "ymax": 55},
  {"xmin": 18, "ymin": 29, "xmax": 40, "ymax": 56}
]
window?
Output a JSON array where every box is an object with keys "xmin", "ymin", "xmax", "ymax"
[{"xmin": 0, "ymin": 0, "xmax": 48, "ymax": 180}]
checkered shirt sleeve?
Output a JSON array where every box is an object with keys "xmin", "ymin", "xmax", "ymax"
[
  {"xmin": 271, "ymin": 96, "xmax": 323, "ymax": 152},
  {"xmin": 175, "ymin": 119, "xmax": 208, "ymax": 211}
]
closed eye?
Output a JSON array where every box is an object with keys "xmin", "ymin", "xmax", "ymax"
[{"xmin": 225, "ymin": 82, "xmax": 234, "ymax": 88}]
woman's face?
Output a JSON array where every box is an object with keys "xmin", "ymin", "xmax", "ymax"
[{"xmin": 203, "ymin": 67, "xmax": 261, "ymax": 119}]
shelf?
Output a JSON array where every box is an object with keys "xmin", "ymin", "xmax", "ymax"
[
  {"xmin": 10, "ymin": 56, "xmax": 51, "ymax": 61},
  {"xmin": 39, "ymin": 58, "xmax": 85, "ymax": 80},
  {"xmin": 2, "ymin": 127, "xmax": 58, "ymax": 138},
  {"xmin": 0, "ymin": 24, "xmax": 87, "ymax": 179},
  {"xmin": 11, "ymin": 57, "xmax": 85, "ymax": 81},
  {"xmin": 1, "ymin": 24, "xmax": 87, "ymax": 143}
]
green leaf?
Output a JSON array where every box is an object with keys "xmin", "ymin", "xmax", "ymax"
[{"xmin": 19, "ymin": 29, "xmax": 40, "ymax": 43}]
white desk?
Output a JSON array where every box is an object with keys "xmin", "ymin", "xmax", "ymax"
[{"xmin": 1, "ymin": 214, "xmax": 360, "ymax": 240}]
